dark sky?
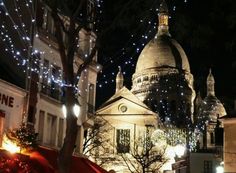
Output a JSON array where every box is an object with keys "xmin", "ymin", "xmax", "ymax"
[
  {"xmin": 0, "ymin": 0, "xmax": 235, "ymax": 111},
  {"xmin": 0, "ymin": 0, "xmax": 32, "ymax": 88},
  {"xmin": 96, "ymin": 0, "xmax": 236, "ymax": 111}
]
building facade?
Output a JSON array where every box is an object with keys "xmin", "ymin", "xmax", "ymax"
[
  {"xmin": 219, "ymin": 103, "xmax": 236, "ymax": 172},
  {"xmin": 33, "ymin": 1, "xmax": 101, "ymax": 153},
  {"xmin": 0, "ymin": 0, "xmax": 100, "ymax": 155},
  {"xmin": 0, "ymin": 79, "xmax": 26, "ymax": 145}
]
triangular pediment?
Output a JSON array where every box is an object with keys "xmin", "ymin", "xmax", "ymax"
[{"xmin": 96, "ymin": 87, "xmax": 156, "ymax": 116}]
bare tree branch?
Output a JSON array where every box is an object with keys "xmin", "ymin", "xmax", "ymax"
[
  {"xmin": 72, "ymin": 0, "xmax": 86, "ymax": 20},
  {"xmin": 121, "ymin": 138, "xmax": 168, "ymax": 173},
  {"xmin": 121, "ymin": 154, "xmax": 137, "ymax": 173},
  {"xmin": 51, "ymin": 6, "xmax": 68, "ymax": 75},
  {"xmin": 57, "ymin": 15, "xmax": 69, "ymax": 34},
  {"xmin": 75, "ymin": 43, "xmax": 98, "ymax": 84}
]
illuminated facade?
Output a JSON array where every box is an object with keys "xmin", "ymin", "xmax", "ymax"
[
  {"xmin": 0, "ymin": 79, "xmax": 26, "ymax": 145},
  {"xmin": 96, "ymin": 71, "xmax": 159, "ymax": 173},
  {"xmin": 0, "ymin": 1, "xmax": 100, "ymax": 155},
  {"xmin": 196, "ymin": 69, "xmax": 226, "ymax": 149},
  {"xmin": 95, "ymin": 1, "xmax": 226, "ymax": 172},
  {"xmin": 33, "ymin": 2, "xmax": 100, "ymax": 153},
  {"xmin": 131, "ymin": 0, "xmax": 195, "ymax": 128},
  {"xmin": 220, "ymin": 104, "xmax": 236, "ymax": 172}
]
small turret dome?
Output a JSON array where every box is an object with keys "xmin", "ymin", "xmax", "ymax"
[
  {"xmin": 197, "ymin": 69, "xmax": 226, "ymax": 126},
  {"xmin": 116, "ymin": 66, "xmax": 124, "ymax": 93}
]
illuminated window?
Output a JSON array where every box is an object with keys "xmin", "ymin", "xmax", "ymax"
[
  {"xmin": 116, "ymin": 129, "xmax": 130, "ymax": 153},
  {"xmin": 159, "ymin": 15, "xmax": 168, "ymax": 26}
]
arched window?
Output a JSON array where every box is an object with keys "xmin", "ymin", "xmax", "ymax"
[{"xmin": 143, "ymin": 76, "xmax": 149, "ymax": 81}]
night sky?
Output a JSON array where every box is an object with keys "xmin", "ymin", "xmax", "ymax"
[
  {"xmin": 0, "ymin": 0, "xmax": 235, "ymax": 111},
  {"xmin": 96, "ymin": 0, "xmax": 236, "ymax": 111}
]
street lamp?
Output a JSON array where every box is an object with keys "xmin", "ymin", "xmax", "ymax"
[
  {"xmin": 73, "ymin": 104, "xmax": 80, "ymax": 117},
  {"xmin": 216, "ymin": 162, "xmax": 224, "ymax": 173},
  {"xmin": 62, "ymin": 104, "xmax": 67, "ymax": 118},
  {"xmin": 174, "ymin": 144, "xmax": 185, "ymax": 158},
  {"xmin": 62, "ymin": 104, "xmax": 80, "ymax": 118},
  {"xmin": 216, "ymin": 165, "xmax": 224, "ymax": 173}
]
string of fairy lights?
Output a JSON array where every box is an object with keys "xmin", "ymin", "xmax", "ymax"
[
  {"xmin": 1, "ymin": 0, "xmax": 207, "ymax": 151},
  {"xmin": 96, "ymin": 0, "xmax": 189, "ymax": 89},
  {"xmin": 0, "ymin": 0, "xmax": 101, "ymax": 90},
  {"xmin": 0, "ymin": 0, "xmax": 189, "ymax": 90}
]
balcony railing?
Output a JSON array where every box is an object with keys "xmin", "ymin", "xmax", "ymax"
[{"xmin": 41, "ymin": 83, "xmax": 61, "ymax": 101}]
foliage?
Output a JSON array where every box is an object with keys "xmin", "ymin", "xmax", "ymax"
[{"xmin": 7, "ymin": 123, "xmax": 38, "ymax": 151}]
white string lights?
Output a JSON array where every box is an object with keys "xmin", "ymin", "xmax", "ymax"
[
  {"xmin": 97, "ymin": 0, "xmax": 189, "ymax": 89},
  {"xmin": 0, "ymin": 0, "xmax": 102, "ymax": 92},
  {"xmin": 1, "ymin": 0, "xmax": 207, "ymax": 152},
  {"xmin": 0, "ymin": 0, "xmax": 190, "ymax": 93}
]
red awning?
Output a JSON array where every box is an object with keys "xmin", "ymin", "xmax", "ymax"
[
  {"xmin": 0, "ymin": 147, "xmax": 109, "ymax": 173},
  {"xmin": 37, "ymin": 146, "xmax": 109, "ymax": 173},
  {"xmin": 0, "ymin": 149, "xmax": 55, "ymax": 173}
]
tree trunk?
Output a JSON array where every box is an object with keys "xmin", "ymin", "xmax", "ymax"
[
  {"xmin": 51, "ymin": 8, "xmax": 79, "ymax": 173},
  {"xmin": 58, "ymin": 85, "xmax": 78, "ymax": 173}
]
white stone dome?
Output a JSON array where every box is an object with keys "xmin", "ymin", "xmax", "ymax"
[{"xmin": 135, "ymin": 35, "xmax": 190, "ymax": 73}]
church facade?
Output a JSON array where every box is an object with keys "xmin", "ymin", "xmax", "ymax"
[{"xmin": 95, "ymin": 1, "xmax": 226, "ymax": 172}]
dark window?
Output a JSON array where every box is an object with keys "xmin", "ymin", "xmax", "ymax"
[
  {"xmin": 143, "ymin": 76, "xmax": 149, "ymax": 81},
  {"xmin": 204, "ymin": 160, "xmax": 212, "ymax": 173},
  {"xmin": 88, "ymin": 84, "xmax": 95, "ymax": 113},
  {"xmin": 51, "ymin": 65, "xmax": 61, "ymax": 100},
  {"xmin": 215, "ymin": 128, "xmax": 223, "ymax": 146},
  {"xmin": 210, "ymin": 132, "xmax": 214, "ymax": 144},
  {"xmin": 41, "ymin": 59, "xmax": 49, "ymax": 95},
  {"xmin": 41, "ymin": 60, "xmax": 62, "ymax": 101},
  {"xmin": 116, "ymin": 129, "xmax": 130, "ymax": 153}
]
